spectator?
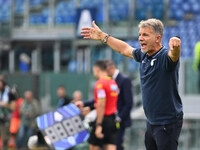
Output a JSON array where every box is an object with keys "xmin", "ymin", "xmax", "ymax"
[
  {"xmin": 57, "ymin": 85, "xmax": 71, "ymax": 107},
  {"xmin": 0, "ymin": 79, "xmax": 16, "ymax": 149},
  {"xmin": 17, "ymin": 91, "xmax": 40, "ymax": 149},
  {"xmin": 19, "ymin": 53, "xmax": 30, "ymax": 73},
  {"xmin": 8, "ymin": 86, "xmax": 23, "ymax": 149},
  {"xmin": 72, "ymin": 90, "xmax": 83, "ymax": 103},
  {"xmin": 193, "ymin": 39, "xmax": 200, "ymax": 93}
]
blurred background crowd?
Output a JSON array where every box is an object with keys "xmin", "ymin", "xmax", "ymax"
[
  {"xmin": 0, "ymin": 74, "xmax": 84, "ymax": 149},
  {"xmin": 0, "ymin": 0, "xmax": 200, "ymax": 150}
]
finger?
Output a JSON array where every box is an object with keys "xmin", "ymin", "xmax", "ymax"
[
  {"xmin": 83, "ymin": 36, "xmax": 91, "ymax": 39},
  {"xmin": 175, "ymin": 40, "xmax": 179, "ymax": 46},
  {"xmin": 81, "ymin": 32, "xmax": 90, "ymax": 35},
  {"xmin": 177, "ymin": 40, "xmax": 181, "ymax": 46},
  {"xmin": 92, "ymin": 20, "xmax": 99, "ymax": 29},
  {"xmin": 92, "ymin": 20, "xmax": 96, "ymax": 28},
  {"xmin": 81, "ymin": 31, "xmax": 90, "ymax": 34},
  {"xmin": 81, "ymin": 34, "xmax": 90, "ymax": 37},
  {"xmin": 82, "ymin": 27, "xmax": 92, "ymax": 30},
  {"xmin": 174, "ymin": 40, "xmax": 180, "ymax": 47},
  {"xmin": 172, "ymin": 40, "xmax": 177, "ymax": 47},
  {"xmin": 169, "ymin": 41, "xmax": 173, "ymax": 50}
]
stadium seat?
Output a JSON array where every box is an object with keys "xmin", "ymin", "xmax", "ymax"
[
  {"xmin": 68, "ymin": 60, "xmax": 77, "ymax": 72},
  {"xmin": 29, "ymin": 0, "xmax": 47, "ymax": 8},
  {"xmin": 80, "ymin": 0, "xmax": 103, "ymax": 22},
  {"xmin": 55, "ymin": 0, "xmax": 76, "ymax": 24},
  {"xmin": 0, "ymin": 0, "xmax": 11, "ymax": 22},
  {"xmin": 14, "ymin": 0, "xmax": 25, "ymax": 14},
  {"xmin": 30, "ymin": 8, "xmax": 49, "ymax": 24},
  {"xmin": 109, "ymin": 0, "xmax": 129, "ymax": 22},
  {"xmin": 169, "ymin": 0, "xmax": 200, "ymax": 20},
  {"xmin": 135, "ymin": 0, "xmax": 164, "ymax": 20},
  {"xmin": 190, "ymin": 0, "xmax": 200, "ymax": 13}
]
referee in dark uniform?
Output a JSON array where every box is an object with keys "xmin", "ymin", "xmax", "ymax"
[{"xmin": 81, "ymin": 18, "xmax": 183, "ymax": 150}]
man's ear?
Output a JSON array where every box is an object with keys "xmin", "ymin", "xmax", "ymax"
[{"xmin": 156, "ymin": 34, "xmax": 162, "ymax": 43}]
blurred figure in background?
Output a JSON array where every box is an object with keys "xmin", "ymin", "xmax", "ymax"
[
  {"xmin": 72, "ymin": 90, "xmax": 83, "ymax": 103},
  {"xmin": 57, "ymin": 85, "xmax": 72, "ymax": 107},
  {"xmin": 17, "ymin": 90, "xmax": 40, "ymax": 149},
  {"xmin": 193, "ymin": 39, "xmax": 200, "ymax": 93},
  {"xmin": 8, "ymin": 85, "xmax": 23, "ymax": 149},
  {"xmin": 72, "ymin": 90, "xmax": 91, "ymax": 118},
  {"xmin": 19, "ymin": 53, "xmax": 31, "ymax": 73},
  {"xmin": 0, "ymin": 79, "xmax": 16, "ymax": 149},
  {"xmin": 89, "ymin": 60, "xmax": 118, "ymax": 150},
  {"xmin": 106, "ymin": 60, "xmax": 133, "ymax": 150},
  {"xmin": 76, "ymin": 60, "xmax": 134, "ymax": 150}
]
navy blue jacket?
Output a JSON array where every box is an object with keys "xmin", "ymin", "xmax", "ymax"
[
  {"xmin": 115, "ymin": 72, "xmax": 133, "ymax": 127},
  {"xmin": 84, "ymin": 72, "xmax": 133, "ymax": 127}
]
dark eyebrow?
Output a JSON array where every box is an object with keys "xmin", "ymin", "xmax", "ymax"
[{"xmin": 139, "ymin": 33, "xmax": 149, "ymax": 36}]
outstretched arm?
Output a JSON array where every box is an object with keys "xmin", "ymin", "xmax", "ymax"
[
  {"xmin": 168, "ymin": 37, "xmax": 181, "ymax": 62},
  {"xmin": 81, "ymin": 21, "xmax": 134, "ymax": 59}
]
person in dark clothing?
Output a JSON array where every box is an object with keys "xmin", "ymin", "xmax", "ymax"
[
  {"xmin": 75, "ymin": 60, "xmax": 133, "ymax": 150},
  {"xmin": 57, "ymin": 85, "xmax": 72, "ymax": 107},
  {"xmin": 81, "ymin": 18, "xmax": 183, "ymax": 150},
  {"xmin": 106, "ymin": 60, "xmax": 133, "ymax": 150},
  {"xmin": 0, "ymin": 79, "xmax": 16, "ymax": 149}
]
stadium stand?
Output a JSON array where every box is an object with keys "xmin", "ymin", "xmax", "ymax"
[
  {"xmin": 30, "ymin": 8, "xmax": 49, "ymax": 24},
  {"xmin": 0, "ymin": 0, "xmax": 11, "ymax": 22},
  {"xmin": 14, "ymin": 0, "xmax": 25, "ymax": 14},
  {"xmin": 135, "ymin": 0, "xmax": 164, "ymax": 20},
  {"xmin": 55, "ymin": 0, "xmax": 76, "ymax": 24},
  {"xmin": 29, "ymin": 0, "xmax": 47, "ymax": 8},
  {"xmin": 169, "ymin": 0, "xmax": 200, "ymax": 20},
  {"xmin": 0, "ymin": 0, "xmax": 200, "ymax": 149},
  {"xmin": 109, "ymin": 0, "xmax": 129, "ymax": 22},
  {"xmin": 80, "ymin": 0, "xmax": 103, "ymax": 22}
]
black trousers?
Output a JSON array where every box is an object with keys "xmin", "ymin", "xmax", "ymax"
[
  {"xmin": 145, "ymin": 115, "xmax": 183, "ymax": 150},
  {"xmin": 88, "ymin": 114, "xmax": 117, "ymax": 147},
  {"xmin": 117, "ymin": 124, "xmax": 126, "ymax": 150}
]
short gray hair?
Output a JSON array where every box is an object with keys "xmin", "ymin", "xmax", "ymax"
[{"xmin": 138, "ymin": 18, "xmax": 164, "ymax": 37}]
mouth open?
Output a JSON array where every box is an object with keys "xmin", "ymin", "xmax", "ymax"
[{"xmin": 141, "ymin": 43, "xmax": 147, "ymax": 48}]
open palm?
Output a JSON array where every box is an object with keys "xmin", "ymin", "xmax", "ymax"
[{"xmin": 81, "ymin": 21, "xmax": 102, "ymax": 40}]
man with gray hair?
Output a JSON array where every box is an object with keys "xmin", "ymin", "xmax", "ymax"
[{"xmin": 81, "ymin": 18, "xmax": 183, "ymax": 150}]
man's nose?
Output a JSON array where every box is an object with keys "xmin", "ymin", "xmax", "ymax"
[{"xmin": 139, "ymin": 36, "xmax": 144, "ymax": 41}]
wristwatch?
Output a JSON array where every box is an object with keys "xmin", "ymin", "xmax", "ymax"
[{"xmin": 102, "ymin": 34, "xmax": 110, "ymax": 44}]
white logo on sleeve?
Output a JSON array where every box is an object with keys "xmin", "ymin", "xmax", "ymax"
[
  {"xmin": 151, "ymin": 59, "xmax": 157, "ymax": 66},
  {"xmin": 97, "ymin": 89, "xmax": 106, "ymax": 99}
]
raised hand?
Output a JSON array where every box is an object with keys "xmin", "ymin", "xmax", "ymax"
[
  {"xmin": 169, "ymin": 37, "xmax": 181, "ymax": 51},
  {"xmin": 74, "ymin": 101, "xmax": 84, "ymax": 109},
  {"xmin": 168, "ymin": 36, "xmax": 181, "ymax": 62},
  {"xmin": 81, "ymin": 21, "xmax": 105, "ymax": 40}
]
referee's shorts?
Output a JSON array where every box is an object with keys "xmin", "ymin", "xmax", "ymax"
[{"xmin": 88, "ymin": 114, "xmax": 117, "ymax": 147}]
